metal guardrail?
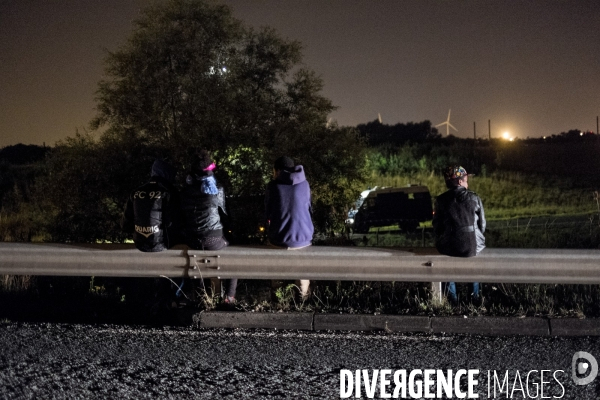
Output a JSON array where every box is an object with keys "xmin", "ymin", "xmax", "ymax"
[{"xmin": 1, "ymin": 242, "xmax": 600, "ymax": 284}]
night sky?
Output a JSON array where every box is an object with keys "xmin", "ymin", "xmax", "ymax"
[{"xmin": 1, "ymin": 0, "xmax": 599, "ymax": 147}]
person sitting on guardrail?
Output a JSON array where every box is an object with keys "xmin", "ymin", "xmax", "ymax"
[
  {"xmin": 181, "ymin": 150, "xmax": 237, "ymax": 304},
  {"xmin": 122, "ymin": 158, "xmax": 181, "ymax": 252},
  {"xmin": 433, "ymin": 165, "xmax": 486, "ymax": 305},
  {"xmin": 265, "ymin": 156, "xmax": 314, "ymax": 299}
]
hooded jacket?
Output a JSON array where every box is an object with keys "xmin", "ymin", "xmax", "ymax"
[
  {"xmin": 432, "ymin": 185, "xmax": 486, "ymax": 257},
  {"xmin": 122, "ymin": 159, "xmax": 180, "ymax": 252},
  {"xmin": 180, "ymin": 173, "xmax": 226, "ymax": 243},
  {"xmin": 265, "ymin": 165, "xmax": 314, "ymax": 248}
]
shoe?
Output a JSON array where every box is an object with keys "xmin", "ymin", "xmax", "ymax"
[{"xmin": 216, "ymin": 296, "xmax": 238, "ymax": 311}]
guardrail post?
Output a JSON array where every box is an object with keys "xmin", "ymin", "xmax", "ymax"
[{"xmin": 431, "ymin": 281, "xmax": 442, "ymax": 302}]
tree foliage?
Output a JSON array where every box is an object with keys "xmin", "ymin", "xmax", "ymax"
[{"xmin": 357, "ymin": 120, "xmax": 440, "ymax": 147}]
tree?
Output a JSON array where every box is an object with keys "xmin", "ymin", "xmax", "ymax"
[
  {"xmin": 47, "ymin": 0, "xmax": 366, "ymax": 241},
  {"xmin": 357, "ymin": 120, "xmax": 440, "ymax": 147},
  {"xmin": 0, "ymin": 144, "xmax": 49, "ymax": 165}
]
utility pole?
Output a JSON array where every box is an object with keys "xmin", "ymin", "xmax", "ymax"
[
  {"xmin": 488, "ymin": 120, "xmax": 491, "ymax": 140},
  {"xmin": 473, "ymin": 122, "xmax": 476, "ymax": 140}
]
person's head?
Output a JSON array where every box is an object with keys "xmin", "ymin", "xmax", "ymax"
[
  {"xmin": 191, "ymin": 149, "xmax": 215, "ymax": 176},
  {"xmin": 273, "ymin": 156, "xmax": 294, "ymax": 178},
  {"xmin": 150, "ymin": 158, "xmax": 176, "ymax": 183},
  {"xmin": 444, "ymin": 165, "xmax": 472, "ymax": 189}
]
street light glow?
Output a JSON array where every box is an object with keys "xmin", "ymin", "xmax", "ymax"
[{"xmin": 502, "ymin": 131, "xmax": 515, "ymax": 141}]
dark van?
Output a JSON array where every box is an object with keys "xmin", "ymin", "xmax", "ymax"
[{"xmin": 351, "ymin": 185, "xmax": 433, "ymax": 233}]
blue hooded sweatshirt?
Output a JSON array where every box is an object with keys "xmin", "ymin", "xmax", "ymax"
[{"xmin": 265, "ymin": 165, "xmax": 314, "ymax": 248}]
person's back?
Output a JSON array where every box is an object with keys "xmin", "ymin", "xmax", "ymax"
[
  {"xmin": 180, "ymin": 151, "xmax": 228, "ymax": 251},
  {"xmin": 122, "ymin": 159, "xmax": 180, "ymax": 252},
  {"xmin": 265, "ymin": 157, "xmax": 314, "ymax": 249},
  {"xmin": 434, "ymin": 186, "xmax": 485, "ymax": 257}
]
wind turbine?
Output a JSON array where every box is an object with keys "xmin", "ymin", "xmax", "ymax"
[{"xmin": 435, "ymin": 109, "xmax": 458, "ymax": 136}]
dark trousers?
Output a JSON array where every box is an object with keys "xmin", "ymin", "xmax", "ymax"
[
  {"xmin": 187, "ymin": 236, "xmax": 229, "ymax": 251},
  {"xmin": 223, "ymin": 279, "xmax": 238, "ymax": 299}
]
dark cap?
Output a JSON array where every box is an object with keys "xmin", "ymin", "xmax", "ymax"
[
  {"xmin": 274, "ymin": 156, "xmax": 294, "ymax": 172},
  {"xmin": 151, "ymin": 159, "xmax": 176, "ymax": 183}
]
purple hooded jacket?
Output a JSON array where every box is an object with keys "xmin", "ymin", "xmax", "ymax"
[{"xmin": 265, "ymin": 165, "xmax": 314, "ymax": 248}]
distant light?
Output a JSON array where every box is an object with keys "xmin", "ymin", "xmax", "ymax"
[
  {"xmin": 222, "ymin": 67, "xmax": 227, "ymax": 72},
  {"xmin": 502, "ymin": 131, "xmax": 514, "ymax": 141},
  {"xmin": 580, "ymin": 132, "xmax": 584, "ymax": 136},
  {"xmin": 543, "ymin": 136, "xmax": 546, "ymax": 139}
]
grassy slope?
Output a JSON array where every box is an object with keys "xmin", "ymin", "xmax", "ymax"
[{"xmin": 370, "ymin": 170, "xmax": 598, "ymax": 220}]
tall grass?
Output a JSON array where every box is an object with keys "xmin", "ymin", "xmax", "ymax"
[
  {"xmin": 0, "ymin": 275, "xmax": 33, "ymax": 293},
  {"xmin": 196, "ymin": 279, "xmax": 600, "ymax": 318}
]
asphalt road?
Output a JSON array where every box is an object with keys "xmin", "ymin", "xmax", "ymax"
[{"xmin": 1, "ymin": 323, "xmax": 600, "ymax": 399}]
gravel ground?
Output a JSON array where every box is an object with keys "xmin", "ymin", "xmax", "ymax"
[{"xmin": 1, "ymin": 322, "xmax": 600, "ymax": 399}]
